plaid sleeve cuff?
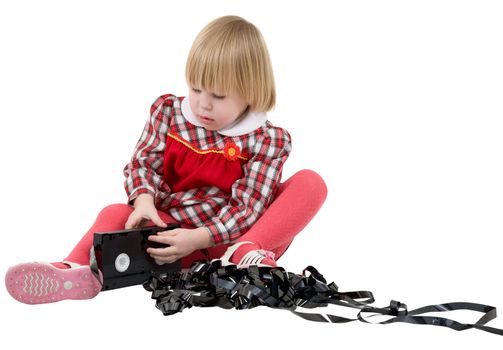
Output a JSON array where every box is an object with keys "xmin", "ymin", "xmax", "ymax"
[
  {"xmin": 205, "ymin": 220, "xmax": 230, "ymax": 246},
  {"xmin": 127, "ymin": 187, "xmax": 155, "ymax": 206}
]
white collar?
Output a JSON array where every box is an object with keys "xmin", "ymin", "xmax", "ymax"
[{"xmin": 180, "ymin": 96, "xmax": 267, "ymax": 136}]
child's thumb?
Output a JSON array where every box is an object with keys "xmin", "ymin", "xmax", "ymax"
[
  {"xmin": 152, "ymin": 212, "xmax": 167, "ymax": 228},
  {"xmin": 125, "ymin": 213, "xmax": 139, "ymax": 229}
]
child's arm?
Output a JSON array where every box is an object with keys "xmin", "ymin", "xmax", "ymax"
[
  {"xmin": 123, "ymin": 95, "xmax": 175, "ymax": 206},
  {"xmin": 204, "ymin": 127, "xmax": 292, "ymax": 245}
]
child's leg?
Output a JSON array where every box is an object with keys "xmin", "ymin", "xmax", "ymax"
[
  {"xmin": 5, "ymin": 203, "xmax": 182, "ymax": 304},
  {"xmin": 62, "ymin": 204, "xmax": 135, "ymax": 265},
  {"xmin": 224, "ymin": 169, "xmax": 328, "ymax": 266},
  {"xmin": 62, "ymin": 169, "xmax": 326, "ymax": 269},
  {"xmin": 6, "ymin": 204, "xmax": 137, "ymax": 304}
]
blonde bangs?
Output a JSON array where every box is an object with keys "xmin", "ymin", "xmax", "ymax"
[
  {"xmin": 186, "ymin": 30, "xmax": 238, "ymax": 96},
  {"xmin": 185, "ymin": 16, "xmax": 276, "ymax": 112}
]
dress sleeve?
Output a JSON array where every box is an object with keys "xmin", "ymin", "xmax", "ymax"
[
  {"xmin": 123, "ymin": 94, "xmax": 175, "ymax": 206},
  {"xmin": 205, "ymin": 127, "xmax": 292, "ymax": 245}
]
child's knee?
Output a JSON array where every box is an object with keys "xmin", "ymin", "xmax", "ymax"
[
  {"xmin": 97, "ymin": 203, "xmax": 133, "ymax": 220},
  {"xmin": 294, "ymin": 169, "xmax": 328, "ymax": 202}
]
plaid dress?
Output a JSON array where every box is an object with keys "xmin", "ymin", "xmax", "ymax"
[{"xmin": 123, "ymin": 94, "xmax": 292, "ymax": 245}]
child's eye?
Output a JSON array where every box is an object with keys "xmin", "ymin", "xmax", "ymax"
[
  {"xmin": 192, "ymin": 88, "xmax": 201, "ymax": 93},
  {"xmin": 212, "ymin": 94, "xmax": 226, "ymax": 99}
]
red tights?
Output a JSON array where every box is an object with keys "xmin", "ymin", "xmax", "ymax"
[{"xmin": 63, "ymin": 169, "xmax": 327, "ymax": 269}]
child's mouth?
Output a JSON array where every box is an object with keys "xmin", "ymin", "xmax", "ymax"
[{"xmin": 199, "ymin": 115, "xmax": 214, "ymax": 124}]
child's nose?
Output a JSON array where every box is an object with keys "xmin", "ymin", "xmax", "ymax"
[{"xmin": 200, "ymin": 94, "xmax": 212, "ymax": 111}]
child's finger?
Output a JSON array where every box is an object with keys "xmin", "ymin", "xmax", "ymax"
[
  {"xmin": 148, "ymin": 234, "xmax": 175, "ymax": 245},
  {"xmin": 154, "ymin": 256, "xmax": 178, "ymax": 264},
  {"xmin": 156, "ymin": 229, "xmax": 177, "ymax": 236},
  {"xmin": 125, "ymin": 213, "xmax": 140, "ymax": 229},
  {"xmin": 152, "ymin": 212, "xmax": 167, "ymax": 228},
  {"xmin": 147, "ymin": 245, "xmax": 176, "ymax": 257}
]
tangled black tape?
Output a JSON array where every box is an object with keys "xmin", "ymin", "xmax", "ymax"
[{"xmin": 143, "ymin": 260, "xmax": 503, "ymax": 336}]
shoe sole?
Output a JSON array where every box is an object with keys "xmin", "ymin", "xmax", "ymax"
[{"xmin": 5, "ymin": 262, "xmax": 102, "ymax": 304}]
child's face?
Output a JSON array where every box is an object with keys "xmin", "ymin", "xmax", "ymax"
[{"xmin": 188, "ymin": 87, "xmax": 249, "ymax": 131}]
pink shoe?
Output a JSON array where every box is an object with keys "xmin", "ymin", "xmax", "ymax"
[{"xmin": 5, "ymin": 261, "xmax": 102, "ymax": 305}]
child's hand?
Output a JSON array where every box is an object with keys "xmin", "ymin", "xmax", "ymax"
[
  {"xmin": 125, "ymin": 194, "xmax": 167, "ymax": 229},
  {"xmin": 146, "ymin": 227, "xmax": 211, "ymax": 264}
]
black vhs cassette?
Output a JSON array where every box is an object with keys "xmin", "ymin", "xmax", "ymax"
[{"xmin": 93, "ymin": 224, "xmax": 181, "ymax": 291}]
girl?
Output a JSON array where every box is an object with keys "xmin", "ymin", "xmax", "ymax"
[{"xmin": 5, "ymin": 15, "xmax": 327, "ymax": 305}]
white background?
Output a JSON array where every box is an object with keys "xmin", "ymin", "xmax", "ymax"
[{"xmin": 1, "ymin": 0, "xmax": 502, "ymax": 348}]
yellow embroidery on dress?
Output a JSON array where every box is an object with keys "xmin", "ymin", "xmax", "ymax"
[{"xmin": 168, "ymin": 133, "xmax": 248, "ymax": 160}]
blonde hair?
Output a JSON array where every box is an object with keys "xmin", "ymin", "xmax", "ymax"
[{"xmin": 185, "ymin": 16, "xmax": 276, "ymax": 112}]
